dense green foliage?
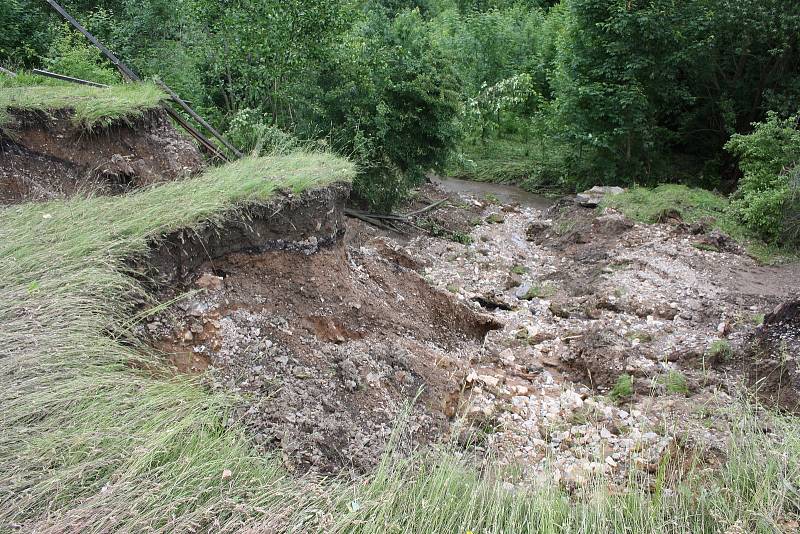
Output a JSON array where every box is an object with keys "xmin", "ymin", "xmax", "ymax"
[
  {"xmin": 726, "ymin": 113, "xmax": 800, "ymax": 246},
  {"xmin": 1, "ymin": 0, "xmax": 799, "ymax": 225}
]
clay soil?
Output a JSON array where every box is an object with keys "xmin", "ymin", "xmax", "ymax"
[
  {"xmin": 143, "ymin": 223, "xmax": 500, "ymax": 474},
  {"xmin": 0, "ymin": 109, "xmax": 203, "ymax": 204}
]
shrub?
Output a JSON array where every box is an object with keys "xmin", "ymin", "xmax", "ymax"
[
  {"xmin": 225, "ymin": 108, "xmax": 298, "ymax": 156},
  {"xmin": 44, "ymin": 23, "xmax": 120, "ymax": 86},
  {"xmin": 726, "ymin": 112, "xmax": 800, "ymax": 246},
  {"xmin": 322, "ymin": 9, "xmax": 462, "ymax": 212}
]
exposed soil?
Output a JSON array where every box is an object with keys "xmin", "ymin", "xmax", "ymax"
[
  {"xmin": 741, "ymin": 300, "xmax": 800, "ymax": 412},
  {"xmin": 136, "ymin": 182, "xmax": 352, "ymax": 288},
  {"xmin": 138, "ymin": 182, "xmax": 500, "ymax": 474},
  {"xmin": 139, "ymin": 177, "xmax": 799, "ymax": 486},
  {"xmin": 0, "ymin": 109, "xmax": 203, "ymax": 204}
]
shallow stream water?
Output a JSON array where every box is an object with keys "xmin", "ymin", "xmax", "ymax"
[{"xmin": 430, "ymin": 175, "xmax": 554, "ymax": 211}]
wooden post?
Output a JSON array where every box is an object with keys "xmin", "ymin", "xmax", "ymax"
[{"xmin": 155, "ymin": 79, "xmax": 242, "ymax": 158}]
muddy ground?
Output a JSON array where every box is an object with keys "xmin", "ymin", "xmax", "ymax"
[
  {"xmin": 142, "ymin": 179, "xmax": 799, "ymax": 486},
  {"xmin": 0, "ymin": 109, "xmax": 202, "ymax": 204}
]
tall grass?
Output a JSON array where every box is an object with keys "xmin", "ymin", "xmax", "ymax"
[
  {"xmin": 0, "ymin": 81, "xmax": 164, "ymax": 129},
  {"xmin": 1, "ymin": 151, "xmax": 798, "ymax": 532},
  {"xmin": 0, "ymin": 153, "xmax": 354, "ymax": 531}
]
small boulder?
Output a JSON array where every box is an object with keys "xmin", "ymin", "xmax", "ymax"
[
  {"xmin": 592, "ymin": 213, "xmax": 634, "ymax": 234},
  {"xmin": 196, "ymin": 272, "xmax": 224, "ymax": 291},
  {"xmin": 525, "ymin": 220, "xmax": 551, "ymax": 240},
  {"xmin": 575, "ymin": 186, "xmax": 625, "ymax": 207}
]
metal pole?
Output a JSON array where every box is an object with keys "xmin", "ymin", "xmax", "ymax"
[
  {"xmin": 44, "ymin": 0, "xmax": 140, "ymax": 81},
  {"xmin": 43, "ymin": 0, "xmax": 231, "ymax": 162}
]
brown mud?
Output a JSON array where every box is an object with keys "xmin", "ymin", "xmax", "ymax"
[
  {"xmin": 137, "ymin": 182, "xmax": 501, "ymax": 474},
  {"xmin": 0, "ymin": 109, "xmax": 203, "ymax": 204}
]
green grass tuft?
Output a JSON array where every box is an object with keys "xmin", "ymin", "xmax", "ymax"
[
  {"xmin": 660, "ymin": 371, "xmax": 690, "ymax": 395},
  {"xmin": 708, "ymin": 339, "xmax": 733, "ymax": 362},
  {"xmin": 610, "ymin": 374, "xmax": 634, "ymax": 402},
  {"xmin": 0, "ymin": 82, "xmax": 165, "ymax": 130}
]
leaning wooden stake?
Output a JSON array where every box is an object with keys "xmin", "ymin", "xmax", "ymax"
[
  {"xmin": 155, "ymin": 79, "xmax": 242, "ymax": 158},
  {"xmin": 43, "ymin": 0, "xmax": 232, "ymax": 163}
]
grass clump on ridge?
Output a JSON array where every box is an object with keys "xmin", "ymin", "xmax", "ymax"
[
  {"xmin": 600, "ymin": 184, "xmax": 729, "ymax": 226},
  {"xmin": 0, "ymin": 81, "xmax": 164, "ymax": 130},
  {"xmin": 2, "ymin": 152, "xmax": 800, "ymax": 532},
  {"xmin": 601, "ymin": 184, "xmax": 797, "ymax": 263}
]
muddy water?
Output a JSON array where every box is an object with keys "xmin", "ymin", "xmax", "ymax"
[{"xmin": 430, "ymin": 176, "xmax": 554, "ymax": 210}]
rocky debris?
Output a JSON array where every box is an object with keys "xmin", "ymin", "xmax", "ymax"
[
  {"xmin": 403, "ymin": 182, "xmax": 797, "ymax": 487},
  {"xmin": 592, "ymin": 213, "xmax": 634, "ymax": 234},
  {"xmin": 525, "ymin": 220, "xmax": 551, "ymax": 240},
  {"xmin": 575, "ymin": 186, "xmax": 625, "ymax": 207},
  {"xmin": 142, "ymin": 177, "xmax": 798, "ymax": 488},
  {"xmin": 694, "ymin": 229, "xmax": 743, "ymax": 254},
  {"xmin": 143, "ymin": 226, "xmax": 499, "ymax": 474}
]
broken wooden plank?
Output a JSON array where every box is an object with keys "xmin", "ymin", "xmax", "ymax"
[{"xmin": 0, "ymin": 66, "xmax": 17, "ymax": 77}]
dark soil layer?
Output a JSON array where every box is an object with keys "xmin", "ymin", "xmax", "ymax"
[
  {"xmin": 0, "ymin": 109, "xmax": 203, "ymax": 204},
  {"xmin": 744, "ymin": 301, "xmax": 800, "ymax": 412},
  {"xmin": 138, "ymin": 182, "xmax": 352, "ymax": 287}
]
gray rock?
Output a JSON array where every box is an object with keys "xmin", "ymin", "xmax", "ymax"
[
  {"xmin": 514, "ymin": 283, "xmax": 533, "ymax": 300},
  {"xmin": 575, "ymin": 186, "xmax": 625, "ymax": 207}
]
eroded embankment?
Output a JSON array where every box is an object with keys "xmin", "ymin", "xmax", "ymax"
[
  {"xmin": 1, "ymin": 108, "xmax": 203, "ymax": 204},
  {"xmin": 138, "ymin": 182, "xmax": 501, "ymax": 473}
]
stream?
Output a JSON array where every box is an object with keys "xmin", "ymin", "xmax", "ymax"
[{"xmin": 430, "ymin": 175, "xmax": 554, "ymax": 211}]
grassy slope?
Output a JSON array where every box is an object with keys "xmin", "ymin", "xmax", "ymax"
[
  {"xmin": 1, "ymin": 153, "xmax": 798, "ymax": 532},
  {"xmin": 0, "ymin": 81, "xmax": 164, "ymax": 129},
  {"xmin": 0, "ymin": 154, "xmax": 355, "ymax": 531}
]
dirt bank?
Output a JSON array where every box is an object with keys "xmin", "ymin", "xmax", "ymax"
[
  {"xmin": 1, "ymin": 109, "xmax": 203, "ymax": 204},
  {"xmin": 138, "ymin": 183, "xmax": 500, "ymax": 474}
]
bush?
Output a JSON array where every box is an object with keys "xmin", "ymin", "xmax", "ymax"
[
  {"xmin": 726, "ymin": 112, "xmax": 800, "ymax": 246},
  {"xmin": 225, "ymin": 108, "xmax": 298, "ymax": 156},
  {"xmin": 44, "ymin": 23, "xmax": 120, "ymax": 86},
  {"xmin": 322, "ymin": 9, "xmax": 462, "ymax": 212}
]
